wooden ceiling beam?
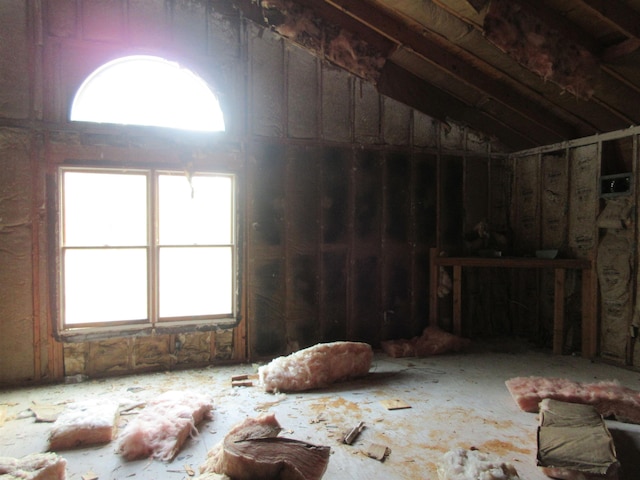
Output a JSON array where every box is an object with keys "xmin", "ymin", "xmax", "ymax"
[
  {"xmin": 578, "ymin": 0, "xmax": 640, "ymax": 39},
  {"xmin": 319, "ymin": 0, "xmax": 580, "ymax": 141},
  {"xmin": 378, "ymin": 62, "xmax": 541, "ymax": 150}
]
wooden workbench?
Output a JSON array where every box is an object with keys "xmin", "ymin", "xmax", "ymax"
[{"xmin": 429, "ymin": 248, "xmax": 596, "ymax": 358}]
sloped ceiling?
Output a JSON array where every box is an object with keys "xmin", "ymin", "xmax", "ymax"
[{"xmin": 234, "ymin": 0, "xmax": 640, "ymax": 151}]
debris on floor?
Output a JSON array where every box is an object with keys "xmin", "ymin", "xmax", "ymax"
[
  {"xmin": 0, "ymin": 452, "xmax": 67, "ymax": 480},
  {"xmin": 380, "ymin": 326, "xmax": 470, "ymax": 358},
  {"xmin": 342, "ymin": 421, "xmax": 365, "ymax": 444},
  {"xmin": 258, "ymin": 341, "xmax": 373, "ymax": 393},
  {"xmin": 48, "ymin": 400, "xmax": 119, "ymax": 451},
  {"xmin": 537, "ymin": 399, "xmax": 620, "ymax": 479},
  {"xmin": 231, "ymin": 374, "xmax": 254, "ymax": 388},
  {"xmin": 505, "ymin": 376, "xmax": 640, "ymax": 423},
  {"xmin": 437, "ymin": 447, "xmax": 520, "ymax": 480},
  {"xmin": 380, "ymin": 398, "xmax": 411, "ymax": 410},
  {"xmin": 30, "ymin": 402, "xmax": 65, "ymax": 423},
  {"xmin": 199, "ymin": 412, "xmax": 330, "ymax": 480},
  {"xmin": 365, "ymin": 443, "xmax": 390, "ymax": 462},
  {"xmin": 117, "ymin": 390, "xmax": 212, "ymax": 462}
]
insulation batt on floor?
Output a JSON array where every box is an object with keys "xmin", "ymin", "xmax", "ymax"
[
  {"xmin": 0, "ymin": 452, "xmax": 67, "ymax": 480},
  {"xmin": 537, "ymin": 399, "xmax": 620, "ymax": 480},
  {"xmin": 258, "ymin": 341, "xmax": 373, "ymax": 392},
  {"xmin": 117, "ymin": 390, "xmax": 212, "ymax": 462},
  {"xmin": 505, "ymin": 376, "xmax": 640, "ymax": 424},
  {"xmin": 381, "ymin": 326, "xmax": 470, "ymax": 358},
  {"xmin": 48, "ymin": 400, "xmax": 119, "ymax": 451}
]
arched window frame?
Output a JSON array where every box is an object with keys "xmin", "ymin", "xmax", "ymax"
[{"xmin": 54, "ymin": 55, "xmax": 241, "ymax": 341}]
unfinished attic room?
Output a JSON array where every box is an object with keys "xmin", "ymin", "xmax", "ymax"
[{"xmin": 5, "ymin": 0, "xmax": 640, "ymax": 479}]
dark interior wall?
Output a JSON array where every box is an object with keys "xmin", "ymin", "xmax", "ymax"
[
  {"xmin": 244, "ymin": 20, "xmax": 507, "ymax": 358},
  {"xmin": 0, "ymin": 0, "xmax": 504, "ymax": 386}
]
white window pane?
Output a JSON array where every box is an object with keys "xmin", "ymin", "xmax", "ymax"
[
  {"xmin": 159, "ymin": 247, "xmax": 232, "ymax": 318},
  {"xmin": 158, "ymin": 174, "xmax": 232, "ymax": 245},
  {"xmin": 64, "ymin": 172, "xmax": 147, "ymax": 246},
  {"xmin": 64, "ymin": 249, "xmax": 148, "ymax": 324},
  {"xmin": 70, "ymin": 55, "xmax": 225, "ymax": 132}
]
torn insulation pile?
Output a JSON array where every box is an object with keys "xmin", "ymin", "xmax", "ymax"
[
  {"xmin": 0, "ymin": 452, "xmax": 67, "ymax": 480},
  {"xmin": 437, "ymin": 448, "xmax": 520, "ymax": 480},
  {"xmin": 117, "ymin": 390, "xmax": 212, "ymax": 462},
  {"xmin": 258, "ymin": 341, "xmax": 373, "ymax": 393},
  {"xmin": 381, "ymin": 326, "xmax": 470, "ymax": 358},
  {"xmin": 199, "ymin": 412, "xmax": 330, "ymax": 480},
  {"xmin": 506, "ymin": 376, "xmax": 640, "ymax": 424},
  {"xmin": 48, "ymin": 400, "xmax": 119, "ymax": 451}
]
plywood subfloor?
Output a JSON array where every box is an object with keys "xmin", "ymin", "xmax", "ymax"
[{"xmin": 1, "ymin": 340, "xmax": 640, "ymax": 479}]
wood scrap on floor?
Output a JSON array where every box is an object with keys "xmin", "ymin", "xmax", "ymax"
[
  {"xmin": 342, "ymin": 421, "xmax": 365, "ymax": 445},
  {"xmin": 437, "ymin": 448, "xmax": 520, "ymax": 480},
  {"xmin": 30, "ymin": 402, "xmax": 66, "ymax": 423},
  {"xmin": 380, "ymin": 398, "xmax": 411, "ymax": 410},
  {"xmin": 231, "ymin": 374, "xmax": 253, "ymax": 387},
  {"xmin": 81, "ymin": 470, "xmax": 99, "ymax": 480},
  {"xmin": 48, "ymin": 400, "xmax": 119, "ymax": 451},
  {"xmin": 199, "ymin": 412, "xmax": 330, "ymax": 480},
  {"xmin": 0, "ymin": 452, "xmax": 67, "ymax": 480},
  {"xmin": 258, "ymin": 341, "xmax": 373, "ymax": 393},
  {"xmin": 505, "ymin": 376, "xmax": 640, "ymax": 424},
  {"xmin": 365, "ymin": 443, "xmax": 390, "ymax": 462},
  {"xmin": 117, "ymin": 390, "xmax": 212, "ymax": 462},
  {"xmin": 380, "ymin": 326, "xmax": 470, "ymax": 358},
  {"xmin": 537, "ymin": 399, "xmax": 620, "ymax": 480}
]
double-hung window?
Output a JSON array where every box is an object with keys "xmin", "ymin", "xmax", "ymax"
[{"xmin": 59, "ymin": 168, "xmax": 236, "ymax": 333}]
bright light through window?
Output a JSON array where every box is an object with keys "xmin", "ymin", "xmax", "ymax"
[
  {"xmin": 70, "ymin": 55, "xmax": 225, "ymax": 132},
  {"xmin": 61, "ymin": 169, "xmax": 236, "ymax": 327}
]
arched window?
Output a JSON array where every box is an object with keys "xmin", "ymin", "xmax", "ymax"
[
  {"xmin": 70, "ymin": 55, "xmax": 225, "ymax": 132},
  {"xmin": 58, "ymin": 55, "xmax": 237, "ymax": 338}
]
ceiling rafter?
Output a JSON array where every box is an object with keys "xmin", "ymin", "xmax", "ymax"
[
  {"xmin": 317, "ymin": 0, "xmax": 580, "ymax": 142},
  {"xmin": 434, "ymin": 0, "xmax": 640, "ymax": 127},
  {"xmin": 578, "ymin": 0, "xmax": 640, "ymax": 39}
]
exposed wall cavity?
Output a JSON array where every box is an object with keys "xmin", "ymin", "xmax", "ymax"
[
  {"xmin": 483, "ymin": 0, "xmax": 599, "ymax": 99},
  {"xmin": 261, "ymin": 0, "xmax": 387, "ymax": 81}
]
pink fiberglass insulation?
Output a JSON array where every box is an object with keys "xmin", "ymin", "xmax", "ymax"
[
  {"xmin": 48, "ymin": 400, "xmax": 119, "ymax": 451},
  {"xmin": 117, "ymin": 390, "xmax": 212, "ymax": 462},
  {"xmin": 437, "ymin": 448, "xmax": 520, "ymax": 480},
  {"xmin": 200, "ymin": 412, "xmax": 330, "ymax": 480},
  {"xmin": 0, "ymin": 452, "xmax": 67, "ymax": 480},
  {"xmin": 258, "ymin": 341, "xmax": 373, "ymax": 393},
  {"xmin": 381, "ymin": 326, "xmax": 470, "ymax": 358},
  {"xmin": 505, "ymin": 376, "xmax": 640, "ymax": 424}
]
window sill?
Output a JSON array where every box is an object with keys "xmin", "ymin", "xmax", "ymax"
[{"xmin": 57, "ymin": 318, "xmax": 239, "ymax": 343}]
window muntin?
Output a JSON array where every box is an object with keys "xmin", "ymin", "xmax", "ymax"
[
  {"xmin": 70, "ymin": 55, "xmax": 225, "ymax": 132},
  {"xmin": 60, "ymin": 168, "xmax": 236, "ymax": 330}
]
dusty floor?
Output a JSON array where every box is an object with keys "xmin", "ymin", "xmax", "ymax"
[{"xmin": 2, "ymin": 340, "xmax": 640, "ymax": 480}]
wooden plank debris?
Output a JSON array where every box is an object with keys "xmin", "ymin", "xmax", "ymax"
[
  {"xmin": 380, "ymin": 398, "xmax": 411, "ymax": 410},
  {"xmin": 30, "ymin": 403, "xmax": 65, "ymax": 422},
  {"xmin": 366, "ymin": 443, "xmax": 391, "ymax": 461},
  {"xmin": 232, "ymin": 380, "xmax": 253, "ymax": 387},
  {"xmin": 231, "ymin": 374, "xmax": 253, "ymax": 387},
  {"xmin": 342, "ymin": 421, "xmax": 365, "ymax": 444}
]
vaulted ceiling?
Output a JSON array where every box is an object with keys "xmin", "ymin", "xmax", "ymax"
[{"xmin": 235, "ymin": 0, "xmax": 640, "ymax": 151}]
